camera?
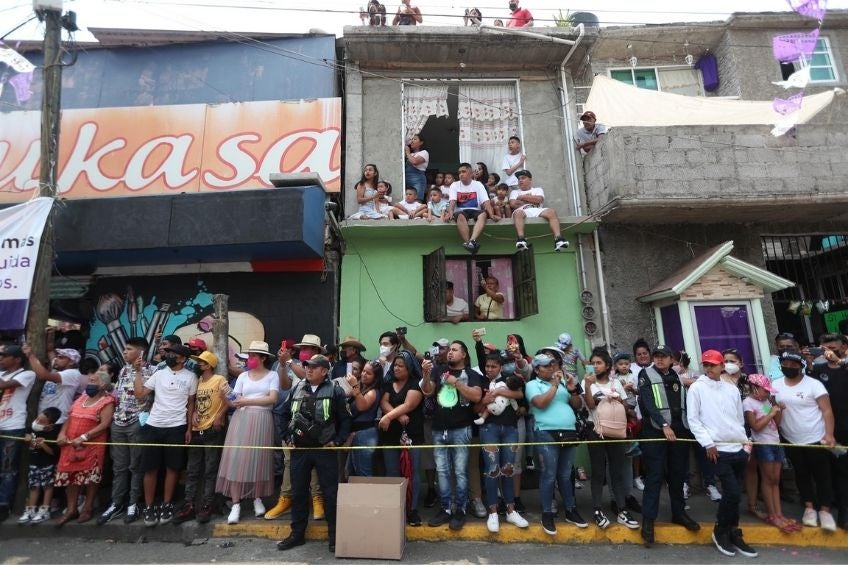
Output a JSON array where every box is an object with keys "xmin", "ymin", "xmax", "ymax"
[{"xmin": 396, "ymin": 326, "xmax": 407, "ymax": 336}]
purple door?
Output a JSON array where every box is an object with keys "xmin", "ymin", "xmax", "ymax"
[{"xmin": 693, "ymin": 304, "xmax": 758, "ymax": 374}]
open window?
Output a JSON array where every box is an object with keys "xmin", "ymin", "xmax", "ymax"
[
  {"xmin": 779, "ymin": 37, "xmax": 838, "ymax": 83},
  {"xmin": 424, "ymin": 250, "xmax": 537, "ymax": 322}
]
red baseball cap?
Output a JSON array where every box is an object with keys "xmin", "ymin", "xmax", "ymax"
[
  {"xmin": 186, "ymin": 338, "xmax": 207, "ymax": 351},
  {"xmin": 701, "ymin": 349, "xmax": 724, "ymax": 365}
]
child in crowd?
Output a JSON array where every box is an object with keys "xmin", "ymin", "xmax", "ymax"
[
  {"xmin": 491, "ymin": 183, "xmax": 512, "ymax": 219},
  {"xmin": 473, "ymin": 374, "xmax": 523, "ymax": 425},
  {"xmin": 430, "ymin": 172, "xmax": 444, "ymax": 192},
  {"xmin": 613, "ymin": 353, "xmax": 641, "ymax": 457},
  {"xmin": 19, "ymin": 407, "xmax": 62, "ymax": 524},
  {"xmin": 743, "ymin": 374, "xmax": 801, "ymax": 534},
  {"xmin": 393, "ymin": 186, "xmax": 427, "ymax": 219},
  {"xmin": 441, "ymin": 172, "xmax": 455, "ymax": 196},
  {"xmin": 375, "ymin": 180, "xmax": 395, "ymax": 219},
  {"xmin": 427, "ymin": 186, "xmax": 449, "ymax": 221},
  {"xmin": 487, "ymin": 173, "xmax": 501, "ymax": 193},
  {"xmin": 556, "ymin": 332, "xmax": 588, "ymax": 375}
]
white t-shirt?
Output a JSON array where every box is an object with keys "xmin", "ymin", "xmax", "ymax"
[
  {"xmin": 508, "ymin": 187, "xmax": 546, "ymax": 210},
  {"xmin": 38, "ymin": 368, "xmax": 83, "ymax": 424},
  {"xmin": 501, "ymin": 152, "xmax": 524, "ymax": 186},
  {"xmin": 234, "ymin": 370, "xmax": 278, "ymax": 411},
  {"xmin": 588, "ymin": 378, "xmax": 627, "ymax": 422},
  {"xmin": 446, "ymin": 296, "xmax": 469, "ymax": 318},
  {"xmin": 772, "ymin": 376, "xmax": 828, "ymax": 445},
  {"xmin": 742, "ymin": 396, "xmax": 780, "ymax": 444},
  {"xmin": 144, "ymin": 368, "xmax": 198, "ymax": 428},
  {"xmin": 399, "ymin": 200, "xmax": 423, "ymax": 214},
  {"xmin": 410, "ymin": 150, "xmax": 429, "ymax": 172},
  {"xmin": 0, "ymin": 369, "xmax": 37, "ymax": 430},
  {"xmin": 449, "ymin": 180, "xmax": 489, "ymax": 211}
]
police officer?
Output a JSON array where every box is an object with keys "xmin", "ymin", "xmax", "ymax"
[
  {"xmin": 637, "ymin": 345, "xmax": 700, "ymax": 546},
  {"xmin": 276, "ymin": 354, "xmax": 351, "ymax": 554}
]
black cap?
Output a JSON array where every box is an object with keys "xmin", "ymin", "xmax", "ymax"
[
  {"xmin": 164, "ymin": 344, "xmax": 192, "ymax": 357},
  {"xmin": 0, "ymin": 344, "xmax": 25, "ymax": 361},
  {"xmin": 780, "ymin": 350, "xmax": 804, "ymax": 365},
  {"xmin": 303, "ymin": 354, "xmax": 331, "ymax": 369},
  {"xmin": 652, "ymin": 345, "xmax": 674, "ymax": 357},
  {"xmin": 515, "ymin": 169, "xmax": 532, "ymax": 178}
]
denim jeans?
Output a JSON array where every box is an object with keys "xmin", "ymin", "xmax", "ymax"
[
  {"xmin": 0, "ymin": 428, "xmax": 25, "ymax": 508},
  {"xmin": 713, "ymin": 449, "xmax": 747, "ymax": 532},
  {"xmin": 109, "ymin": 421, "xmax": 144, "ymax": 507},
  {"xmin": 479, "ymin": 423, "xmax": 519, "ymax": 508},
  {"xmin": 534, "ymin": 429, "xmax": 576, "ymax": 513},
  {"xmin": 184, "ymin": 427, "xmax": 223, "ymax": 506},
  {"xmin": 432, "ymin": 425, "xmax": 471, "ymax": 512},
  {"xmin": 348, "ymin": 426, "xmax": 378, "ymax": 477},
  {"xmin": 404, "ymin": 162, "xmax": 427, "ymax": 201},
  {"xmin": 384, "ymin": 445, "xmax": 421, "ymax": 511}
]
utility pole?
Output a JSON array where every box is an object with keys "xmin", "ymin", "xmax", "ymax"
[{"xmin": 24, "ymin": 4, "xmax": 63, "ymax": 359}]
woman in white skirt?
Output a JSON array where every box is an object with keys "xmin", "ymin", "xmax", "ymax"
[{"xmin": 216, "ymin": 341, "xmax": 279, "ymax": 524}]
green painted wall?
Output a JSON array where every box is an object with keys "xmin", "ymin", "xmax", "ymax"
[{"xmin": 339, "ymin": 222, "xmax": 587, "ymax": 357}]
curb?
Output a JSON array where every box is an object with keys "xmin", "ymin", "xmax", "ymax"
[{"xmin": 215, "ymin": 520, "xmax": 848, "ymax": 548}]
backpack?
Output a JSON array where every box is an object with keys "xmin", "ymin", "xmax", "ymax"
[{"xmin": 594, "ymin": 396, "xmax": 628, "ymax": 439}]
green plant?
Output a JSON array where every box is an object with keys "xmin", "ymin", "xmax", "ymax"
[{"xmin": 553, "ymin": 9, "xmax": 574, "ymax": 28}]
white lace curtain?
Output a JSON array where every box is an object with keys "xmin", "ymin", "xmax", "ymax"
[
  {"xmin": 457, "ymin": 83, "xmax": 519, "ymax": 177},
  {"xmin": 403, "ymin": 84, "xmax": 449, "ymax": 142}
]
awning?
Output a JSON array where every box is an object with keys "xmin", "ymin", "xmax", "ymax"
[{"xmin": 584, "ymin": 74, "xmax": 844, "ymax": 127}]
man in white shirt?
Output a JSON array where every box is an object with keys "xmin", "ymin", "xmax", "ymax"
[
  {"xmin": 501, "ymin": 136, "xmax": 526, "ymax": 187},
  {"xmin": 574, "ymin": 111, "xmax": 608, "ymax": 154},
  {"xmin": 24, "ymin": 346, "xmax": 82, "ymax": 424},
  {"xmin": 447, "ymin": 162, "xmax": 495, "ymax": 254},
  {"xmin": 0, "ymin": 345, "xmax": 37, "ymax": 522},
  {"xmin": 508, "ymin": 170, "xmax": 569, "ymax": 253},
  {"xmin": 687, "ymin": 350, "xmax": 757, "ymax": 558},
  {"xmin": 134, "ymin": 344, "xmax": 197, "ymax": 527},
  {"xmin": 442, "ymin": 281, "xmax": 469, "ymax": 324}
]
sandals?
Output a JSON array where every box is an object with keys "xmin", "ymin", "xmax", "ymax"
[
  {"xmin": 767, "ymin": 515, "xmax": 803, "ymax": 534},
  {"xmin": 55, "ymin": 510, "xmax": 79, "ymax": 528},
  {"xmin": 748, "ymin": 505, "xmax": 769, "ymax": 522}
]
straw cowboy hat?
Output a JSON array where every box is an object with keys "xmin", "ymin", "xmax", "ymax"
[
  {"xmin": 294, "ymin": 334, "xmax": 325, "ymax": 352},
  {"xmin": 245, "ymin": 340, "xmax": 274, "ymax": 356},
  {"xmin": 338, "ymin": 335, "xmax": 366, "ymax": 351}
]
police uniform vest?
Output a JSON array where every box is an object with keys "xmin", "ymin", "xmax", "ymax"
[
  {"xmin": 643, "ymin": 366, "xmax": 689, "ymax": 431},
  {"xmin": 289, "ymin": 379, "xmax": 339, "ymax": 446}
]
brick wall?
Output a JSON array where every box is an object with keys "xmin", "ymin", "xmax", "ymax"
[{"xmin": 680, "ymin": 265, "xmax": 765, "ymax": 300}]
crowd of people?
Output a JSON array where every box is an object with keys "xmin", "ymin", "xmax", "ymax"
[
  {"xmin": 361, "ymin": 1, "xmax": 534, "ymax": 28},
  {"xmin": 1, "ymin": 326, "xmax": 846, "ymax": 556}
]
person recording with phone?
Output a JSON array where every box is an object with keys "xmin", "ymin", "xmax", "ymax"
[{"xmin": 475, "ymin": 276, "xmax": 505, "ymax": 320}]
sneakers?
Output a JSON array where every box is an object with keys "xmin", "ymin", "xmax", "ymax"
[
  {"xmin": 564, "ymin": 507, "xmax": 588, "ymax": 528},
  {"xmin": 97, "ymin": 503, "xmax": 125, "ymax": 525},
  {"xmin": 265, "ymin": 496, "xmax": 292, "ymax": 520},
  {"xmin": 506, "ymin": 510, "xmax": 529, "ymax": 528},
  {"xmin": 617, "ymin": 509, "xmax": 639, "ymax": 529},
  {"xmin": 819, "ymin": 510, "xmax": 837, "ymax": 532},
  {"xmin": 470, "ymin": 498, "xmax": 487, "ymax": 519},
  {"xmin": 463, "ymin": 240, "xmax": 480, "ymax": 254},
  {"xmin": 730, "ymin": 528, "xmax": 758, "ymax": 558},
  {"xmin": 487, "ymin": 512, "xmax": 500, "ymax": 533},
  {"xmin": 312, "ymin": 495, "xmax": 325, "ymax": 520},
  {"xmin": 541, "ymin": 512, "xmax": 557, "ymax": 535},
  {"xmin": 593, "ymin": 508, "xmax": 610, "ymax": 529},
  {"xmin": 253, "ymin": 498, "xmax": 266, "ymax": 518},
  {"xmin": 159, "ymin": 503, "xmax": 175, "ymax": 525},
  {"xmin": 515, "ymin": 238, "xmax": 529, "ymax": 251},
  {"xmin": 124, "ymin": 504, "xmax": 139, "ymax": 524},
  {"xmin": 406, "ymin": 509, "xmax": 422, "ymax": 527},
  {"xmin": 707, "ymin": 484, "xmax": 723, "ymax": 502},
  {"xmin": 17, "ymin": 506, "xmax": 35, "ymax": 524},
  {"xmin": 802, "ymin": 507, "xmax": 818, "ymax": 527},
  {"xmin": 524, "ymin": 456, "xmax": 535, "ymax": 470},
  {"xmin": 31, "ymin": 505, "xmax": 51, "ymax": 524},
  {"xmin": 196, "ymin": 505, "xmax": 212, "ymax": 524},
  {"xmin": 449, "ymin": 508, "xmax": 466, "ymax": 530},
  {"xmin": 633, "ymin": 476, "xmax": 645, "ymax": 491},
  {"xmin": 424, "ymin": 488, "xmax": 438, "ymax": 508},
  {"xmin": 173, "ymin": 503, "xmax": 195, "ymax": 525},
  {"xmin": 683, "ymin": 482, "xmax": 691, "ymax": 500},
  {"xmin": 143, "ymin": 505, "xmax": 159, "ymax": 527},
  {"xmin": 712, "ymin": 529, "xmax": 737, "ymax": 557},
  {"xmin": 428, "ymin": 508, "xmax": 452, "ymax": 527},
  {"xmin": 554, "ymin": 237, "xmax": 569, "ymax": 252},
  {"xmin": 227, "ymin": 503, "xmax": 241, "ymax": 525}
]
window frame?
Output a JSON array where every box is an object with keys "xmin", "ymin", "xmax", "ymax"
[
  {"xmin": 807, "ymin": 37, "xmax": 839, "ymax": 84},
  {"xmin": 607, "ymin": 64, "xmax": 705, "ymax": 95}
]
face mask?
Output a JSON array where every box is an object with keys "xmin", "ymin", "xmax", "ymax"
[
  {"xmin": 246, "ymin": 357, "xmax": 261, "ymax": 370},
  {"xmin": 502, "ymin": 362, "xmax": 517, "ymax": 376},
  {"xmin": 193, "ymin": 365, "xmax": 204, "ymax": 376},
  {"xmin": 724, "ymin": 362, "xmax": 741, "ymax": 375},
  {"xmin": 298, "ymin": 350, "xmax": 313, "ymax": 362},
  {"xmin": 31, "ymin": 420, "xmax": 45, "ymax": 432},
  {"xmin": 509, "ymin": 2, "xmax": 518, "ymax": 10},
  {"xmin": 85, "ymin": 384, "xmax": 100, "ymax": 397},
  {"xmin": 781, "ymin": 366, "xmax": 800, "ymax": 378},
  {"xmin": 164, "ymin": 355, "xmax": 178, "ymax": 368},
  {"xmin": 379, "ymin": 345, "xmax": 393, "ymax": 358}
]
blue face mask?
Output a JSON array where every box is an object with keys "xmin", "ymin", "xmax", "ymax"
[
  {"xmin": 85, "ymin": 384, "xmax": 100, "ymax": 397},
  {"xmin": 502, "ymin": 362, "xmax": 517, "ymax": 376}
]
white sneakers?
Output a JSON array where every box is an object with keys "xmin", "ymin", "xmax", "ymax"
[
  {"xmin": 253, "ymin": 498, "xmax": 266, "ymax": 518},
  {"xmin": 31, "ymin": 505, "xmax": 50, "ymax": 524},
  {"xmin": 227, "ymin": 503, "xmax": 241, "ymax": 524},
  {"xmin": 819, "ymin": 510, "xmax": 837, "ymax": 532},
  {"xmin": 802, "ymin": 507, "xmax": 818, "ymax": 527},
  {"xmin": 633, "ymin": 477, "xmax": 645, "ymax": 491},
  {"xmin": 17, "ymin": 506, "xmax": 35, "ymax": 524},
  {"xmin": 706, "ymin": 485, "xmax": 723, "ymax": 502},
  {"xmin": 488, "ymin": 510, "xmax": 529, "ymax": 533}
]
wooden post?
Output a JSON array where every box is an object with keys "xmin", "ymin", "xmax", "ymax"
[{"xmin": 212, "ymin": 294, "xmax": 229, "ymax": 378}]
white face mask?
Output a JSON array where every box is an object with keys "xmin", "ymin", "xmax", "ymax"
[
  {"xmin": 379, "ymin": 345, "xmax": 393, "ymax": 358},
  {"xmin": 724, "ymin": 362, "xmax": 741, "ymax": 375},
  {"xmin": 31, "ymin": 420, "xmax": 45, "ymax": 432}
]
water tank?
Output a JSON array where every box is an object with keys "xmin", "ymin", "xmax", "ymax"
[{"xmin": 570, "ymin": 12, "xmax": 600, "ymax": 27}]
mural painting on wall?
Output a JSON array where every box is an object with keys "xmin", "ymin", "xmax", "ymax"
[{"xmin": 85, "ymin": 281, "xmax": 264, "ymax": 369}]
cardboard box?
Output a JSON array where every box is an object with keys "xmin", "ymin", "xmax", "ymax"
[{"xmin": 335, "ymin": 476, "xmax": 407, "ymax": 560}]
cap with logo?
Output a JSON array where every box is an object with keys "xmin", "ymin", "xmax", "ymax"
[
  {"xmin": 700, "ymin": 349, "xmax": 724, "ymax": 365},
  {"xmin": 652, "ymin": 345, "xmax": 674, "ymax": 357}
]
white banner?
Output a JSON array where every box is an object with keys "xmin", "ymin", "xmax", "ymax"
[{"xmin": 0, "ymin": 197, "xmax": 53, "ymax": 330}]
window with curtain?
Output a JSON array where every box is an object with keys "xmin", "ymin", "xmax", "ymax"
[
  {"xmin": 403, "ymin": 84, "xmax": 449, "ymax": 142},
  {"xmin": 457, "ymin": 83, "xmax": 519, "ymax": 178}
]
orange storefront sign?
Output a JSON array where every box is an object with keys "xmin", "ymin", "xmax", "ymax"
[{"xmin": 0, "ymin": 98, "xmax": 341, "ymax": 203}]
